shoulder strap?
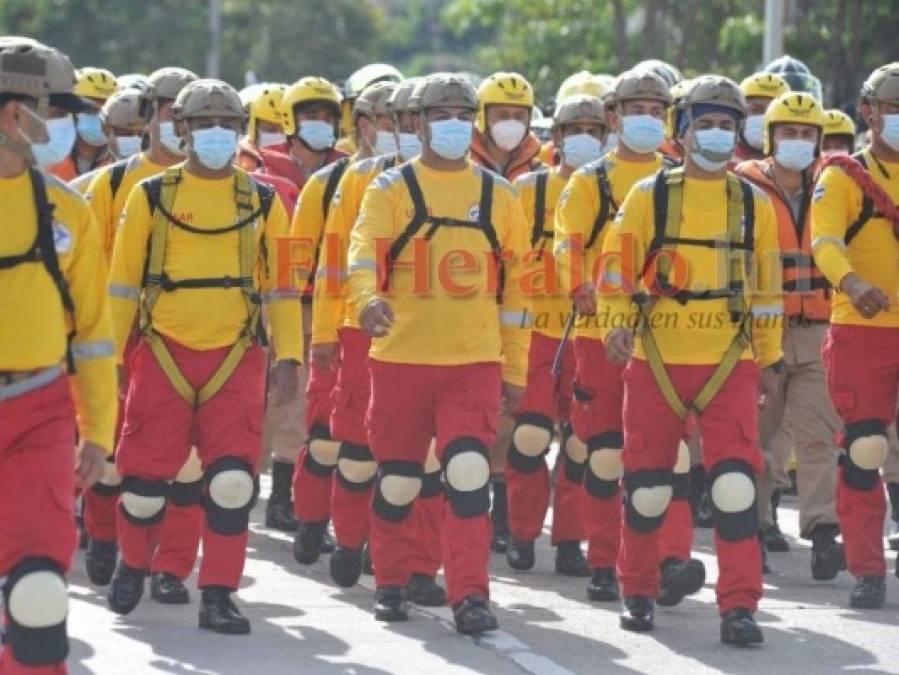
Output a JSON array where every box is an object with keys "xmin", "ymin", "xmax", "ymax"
[
  {"xmin": 387, "ymin": 163, "xmax": 429, "ymax": 264},
  {"xmin": 30, "ymin": 169, "xmax": 76, "ymax": 373},
  {"xmin": 585, "ymin": 161, "xmax": 614, "ymax": 250},
  {"xmin": 255, "ymin": 180, "xmax": 275, "ymax": 221},
  {"xmin": 477, "ymin": 172, "xmax": 504, "ymax": 303},
  {"xmin": 109, "ymin": 159, "xmax": 130, "ymax": 200},
  {"xmin": 531, "ymin": 172, "xmax": 548, "ymax": 248},
  {"xmin": 384, "ymin": 155, "xmax": 397, "ymax": 171},
  {"xmin": 322, "ymin": 156, "xmax": 350, "ymax": 220}
]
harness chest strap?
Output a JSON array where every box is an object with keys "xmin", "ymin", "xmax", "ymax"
[
  {"xmin": 635, "ymin": 167, "xmax": 754, "ymax": 419},
  {"xmin": 139, "ymin": 166, "xmax": 268, "ymax": 407}
]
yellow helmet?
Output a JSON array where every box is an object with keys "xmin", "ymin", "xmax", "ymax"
[
  {"xmin": 556, "ymin": 71, "xmax": 611, "ymax": 103},
  {"xmin": 74, "ymin": 67, "xmax": 118, "ymax": 102},
  {"xmin": 281, "ymin": 76, "xmax": 341, "ymax": 137},
  {"xmin": 740, "ymin": 72, "xmax": 790, "ymax": 100},
  {"xmin": 823, "ymin": 109, "xmax": 856, "ymax": 138},
  {"xmin": 763, "ymin": 92, "xmax": 825, "ymax": 155},
  {"xmin": 248, "ymin": 83, "xmax": 286, "ymax": 142},
  {"xmin": 476, "ymin": 72, "xmax": 534, "ymax": 133}
]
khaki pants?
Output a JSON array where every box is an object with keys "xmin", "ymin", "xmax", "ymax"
[
  {"xmin": 883, "ymin": 420, "xmax": 899, "ymax": 484},
  {"xmin": 490, "ymin": 414, "xmax": 514, "ymax": 478},
  {"xmin": 757, "ymin": 323, "xmax": 841, "ymax": 536}
]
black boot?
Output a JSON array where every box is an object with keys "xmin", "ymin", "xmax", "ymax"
[
  {"xmin": 784, "ymin": 468, "xmax": 798, "ymax": 496},
  {"xmin": 374, "ymin": 586, "xmax": 409, "ymax": 621},
  {"xmin": 293, "ymin": 520, "xmax": 328, "ymax": 565},
  {"xmin": 321, "ymin": 529, "xmax": 336, "ymax": 554},
  {"xmin": 506, "ymin": 537, "xmax": 535, "ymax": 571},
  {"xmin": 764, "ymin": 490, "xmax": 789, "ymax": 552},
  {"xmin": 85, "ymin": 539, "xmax": 117, "ymax": 586},
  {"xmin": 329, "ymin": 545, "xmax": 363, "ymax": 588},
  {"xmin": 199, "ymin": 586, "xmax": 250, "ymax": 634},
  {"xmin": 107, "ymin": 561, "xmax": 146, "ymax": 615},
  {"xmin": 587, "ymin": 567, "xmax": 619, "ymax": 601},
  {"xmin": 150, "ymin": 572, "xmax": 190, "ymax": 604},
  {"xmin": 620, "ymin": 596, "xmax": 654, "ymax": 632},
  {"xmin": 265, "ymin": 460, "xmax": 300, "ymax": 532},
  {"xmin": 453, "ymin": 595, "xmax": 498, "ymax": 635},
  {"xmin": 849, "ymin": 575, "xmax": 886, "ymax": 609},
  {"xmin": 555, "ymin": 541, "xmax": 591, "ymax": 577},
  {"xmin": 721, "ymin": 608, "xmax": 764, "ymax": 646},
  {"xmin": 657, "ymin": 557, "xmax": 706, "ymax": 606},
  {"xmin": 407, "ymin": 573, "xmax": 447, "ymax": 606},
  {"xmin": 490, "ymin": 480, "xmax": 510, "ymax": 553},
  {"xmin": 810, "ymin": 524, "xmax": 846, "ymax": 581},
  {"xmin": 887, "ymin": 483, "xmax": 899, "ymax": 551}
]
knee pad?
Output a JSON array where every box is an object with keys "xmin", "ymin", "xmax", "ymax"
[
  {"xmin": 672, "ymin": 439, "xmax": 691, "ymax": 501},
  {"xmin": 373, "ymin": 460, "xmax": 423, "ymax": 522},
  {"xmin": 170, "ymin": 479, "xmax": 204, "ymax": 507},
  {"xmin": 843, "ymin": 419, "xmax": 888, "ymax": 491},
  {"xmin": 204, "ymin": 457, "xmax": 256, "ymax": 536},
  {"xmin": 561, "ymin": 423, "xmax": 587, "ymax": 484},
  {"xmin": 2, "ymin": 558, "xmax": 68, "ymax": 666},
  {"xmin": 90, "ymin": 459, "xmax": 122, "ymax": 497},
  {"xmin": 305, "ymin": 424, "xmax": 340, "ymax": 476},
  {"xmin": 336, "ymin": 441, "xmax": 377, "ymax": 491},
  {"xmin": 119, "ymin": 476, "xmax": 169, "ymax": 526},
  {"xmin": 624, "ymin": 470, "xmax": 672, "ymax": 533},
  {"xmin": 175, "ymin": 448, "xmax": 203, "ymax": 483},
  {"xmin": 584, "ymin": 432, "xmax": 623, "ymax": 499},
  {"xmin": 508, "ymin": 413, "xmax": 553, "ymax": 473},
  {"xmin": 442, "ymin": 437, "xmax": 491, "ymax": 518},
  {"xmin": 708, "ymin": 459, "xmax": 758, "ymax": 542}
]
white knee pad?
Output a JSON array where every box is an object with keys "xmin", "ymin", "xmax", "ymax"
[
  {"xmin": 710, "ymin": 472, "xmax": 756, "ymax": 513},
  {"xmin": 631, "ymin": 485, "xmax": 673, "ymax": 519},
  {"xmin": 512, "ymin": 424, "xmax": 553, "ymax": 458},
  {"xmin": 338, "ymin": 458, "xmax": 378, "ymax": 484},
  {"xmin": 208, "ymin": 469, "xmax": 255, "ymax": 509},
  {"xmin": 589, "ymin": 448, "xmax": 623, "ymax": 481},
  {"xmin": 443, "ymin": 439, "xmax": 491, "ymax": 519},
  {"xmin": 309, "ymin": 437, "xmax": 340, "ymax": 467},
  {"xmin": 849, "ymin": 435, "xmax": 888, "ymax": 471},
  {"xmin": 7, "ymin": 570, "xmax": 68, "ymax": 628},
  {"xmin": 121, "ymin": 492, "xmax": 166, "ymax": 520},
  {"xmin": 3, "ymin": 560, "xmax": 69, "ymax": 666},
  {"xmin": 564, "ymin": 434, "xmax": 588, "ymax": 464},
  {"xmin": 445, "ymin": 451, "xmax": 490, "ymax": 492},
  {"xmin": 380, "ymin": 475, "xmax": 422, "ymax": 506}
]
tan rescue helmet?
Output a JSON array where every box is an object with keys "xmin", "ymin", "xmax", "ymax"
[
  {"xmin": 0, "ymin": 37, "xmax": 83, "ymax": 110},
  {"xmin": 353, "ymin": 81, "xmax": 398, "ymax": 120},
  {"xmin": 860, "ymin": 62, "xmax": 899, "ymax": 106},
  {"xmin": 101, "ymin": 89, "xmax": 144, "ymax": 128},
  {"xmin": 387, "ymin": 76, "xmax": 424, "ymax": 118},
  {"xmin": 419, "ymin": 74, "xmax": 479, "ymax": 112},
  {"xmin": 682, "ymin": 75, "xmax": 746, "ymax": 118},
  {"xmin": 146, "ymin": 66, "xmax": 199, "ymax": 102},
  {"xmin": 173, "ymin": 79, "xmax": 245, "ymax": 122},
  {"xmin": 553, "ymin": 94, "xmax": 606, "ymax": 129},
  {"xmin": 611, "ymin": 69, "xmax": 672, "ymax": 107}
]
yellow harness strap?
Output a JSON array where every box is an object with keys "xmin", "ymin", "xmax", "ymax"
[
  {"xmin": 635, "ymin": 169, "xmax": 752, "ymax": 419},
  {"xmin": 139, "ymin": 167, "xmax": 263, "ymax": 407}
]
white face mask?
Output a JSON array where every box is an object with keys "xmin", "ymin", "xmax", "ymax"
[
  {"xmin": 158, "ymin": 120, "xmax": 184, "ymax": 156},
  {"xmin": 562, "ymin": 133, "xmax": 604, "ymax": 169},
  {"xmin": 620, "ymin": 115, "xmax": 665, "ymax": 154},
  {"xmin": 429, "ymin": 119, "xmax": 473, "ymax": 160},
  {"xmin": 775, "ymin": 139, "xmax": 816, "ymax": 171},
  {"xmin": 257, "ymin": 130, "xmax": 285, "ymax": 149},
  {"xmin": 31, "ymin": 116, "xmax": 76, "ymax": 167},
  {"xmin": 880, "ymin": 113, "xmax": 899, "ymax": 151},
  {"xmin": 490, "ymin": 119, "xmax": 527, "ymax": 151},
  {"xmin": 691, "ymin": 128, "xmax": 736, "ymax": 172},
  {"xmin": 373, "ymin": 130, "xmax": 398, "ymax": 157},
  {"xmin": 114, "ymin": 134, "xmax": 142, "ymax": 159},
  {"xmin": 743, "ymin": 115, "xmax": 765, "ymax": 150},
  {"xmin": 397, "ymin": 132, "xmax": 422, "ymax": 161}
]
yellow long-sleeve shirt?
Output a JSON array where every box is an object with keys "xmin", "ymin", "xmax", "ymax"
[
  {"xmin": 313, "ymin": 155, "xmax": 396, "ymax": 346},
  {"xmin": 554, "ymin": 150, "xmax": 662, "ymax": 339},
  {"xmin": 811, "ymin": 149, "xmax": 899, "ymax": 328},
  {"xmin": 108, "ymin": 167, "xmax": 303, "ymax": 364},
  {"xmin": 346, "ymin": 159, "xmax": 532, "ymax": 386},
  {"xmin": 86, "ymin": 153, "xmax": 166, "ymax": 261},
  {"xmin": 598, "ymin": 173, "xmax": 783, "ymax": 367},
  {"xmin": 288, "ymin": 158, "xmax": 348, "ymax": 296},
  {"xmin": 0, "ymin": 171, "xmax": 117, "ymax": 452},
  {"xmin": 514, "ymin": 169, "xmax": 571, "ymax": 339}
]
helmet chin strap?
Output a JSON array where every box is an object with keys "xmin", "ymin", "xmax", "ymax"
[{"xmin": 0, "ymin": 130, "xmax": 36, "ymax": 164}]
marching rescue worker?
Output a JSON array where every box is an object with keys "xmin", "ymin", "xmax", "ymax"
[
  {"xmin": 346, "ymin": 72, "xmax": 531, "ymax": 633},
  {"xmin": 822, "ymin": 109, "xmax": 857, "ymax": 156},
  {"xmin": 0, "ymin": 36, "xmax": 116, "ymax": 673},
  {"xmin": 313, "ymin": 80, "xmax": 447, "ymax": 607},
  {"xmin": 470, "ymin": 71, "xmax": 544, "ymax": 553},
  {"xmin": 600, "ymin": 75, "xmax": 782, "ymax": 644},
  {"xmin": 337, "ymin": 62, "xmax": 404, "ymax": 155},
  {"xmin": 260, "ymin": 76, "xmax": 346, "ymax": 191},
  {"xmin": 237, "ymin": 83, "xmax": 286, "ymax": 171},
  {"xmin": 765, "ymin": 55, "xmax": 823, "ymax": 102},
  {"xmin": 83, "ymin": 67, "xmax": 208, "ymax": 607},
  {"xmin": 49, "ymin": 67, "xmax": 118, "ymax": 181},
  {"xmin": 106, "ymin": 79, "xmax": 302, "ymax": 634},
  {"xmin": 504, "ymin": 95, "xmax": 608, "ymax": 578},
  {"xmin": 812, "ymin": 62, "xmax": 899, "ymax": 608},
  {"xmin": 734, "ymin": 73, "xmax": 790, "ymax": 165},
  {"xmin": 735, "ymin": 92, "xmax": 846, "ymax": 580},
  {"xmin": 555, "ymin": 69, "xmax": 702, "ymax": 604}
]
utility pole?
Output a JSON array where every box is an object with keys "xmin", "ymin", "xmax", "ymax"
[
  {"xmin": 206, "ymin": 0, "xmax": 221, "ymax": 78},
  {"xmin": 763, "ymin": 0, "xmax": 785, "ymax": 65}
]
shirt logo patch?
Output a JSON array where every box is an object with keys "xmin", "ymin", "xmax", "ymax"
[
  {"xmin": 813, "ymin": 184, "xmax": 826, "ymax": 202},
  {"xmin": 332, "ymin": 190, "xmax": 342, "ymax": 206},
  {"xmin": 52, "ymin": 222, "xmax": 72, "ymax": 254},
  {"xmin": 467, "ymin": 203, "xmax": 480, "ymax": 221}
]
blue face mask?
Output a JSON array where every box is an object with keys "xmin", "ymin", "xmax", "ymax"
[
  {"xmin": 114, "ymin": 134, "xmax": 142, "ymax": 159},
  {"xmin": 397, "ymin": 132, "xmax": 422, "ymax": 161},
  {"xmin": 881, "ymin": 114, "xmax": 899, "ymax": 152},
  {"xmin": 429, "ymin": 119, "xmax": 473, "ymax": 160},
  {"xmin": 31, "ymin": 116, "xmax": 76, "ymax": 167},
  {"xmin": 76, "ymin": 113, "xmax": 107, "ymax": 147},
  {"xmin": 602, "ymin": 132, "xmax": 619, "ymax": 156},
  {"xmin": 158, "ymin": 121, "xmax": 184, "ymax": 156},
  {"xmin": 562, "ymin": 133, "xmax": 603, "ymax": 169},
  {"xmin": 691, "ymin": 128, "xmax": 736, "ymax": 172},
  {"xmin": 298, "ymin": 120, "xmax": 335, "ymax": 151},
  {"xmin": 620, "ymin": 115, "xmax": 665, "ymax": 153},
  {"xmin": 190, "ymin": 126, "xmax": 238, "ymax": 170}
]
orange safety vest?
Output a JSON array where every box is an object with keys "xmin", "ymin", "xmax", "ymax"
[
  {"xmin": 735, "ymin": 158, "xmax": 830, "ymax": 321},
  {"xmin": 470, "ymin": 130, "xmax": 545, "ymax": 181}
]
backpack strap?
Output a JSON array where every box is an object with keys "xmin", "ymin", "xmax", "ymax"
[
  {"xmin": 477, "ymin": 171, "xmax": 504, "ymax": 303},
  {"xmin": 585, "ymin": 161, "xmax": 615, "ymax": 250},
  {"xmin": 108, "ymin": 157, "xmax": 132, "ymax": 201},
  {"xmin": 321, "ymin": 156, "xmax": 350, "ymax": 221},
  {"xmin": 381, "ymin": 163, "xmax": 429, "ymax": 291},
  {"xmin": 531, "ymin": 171, "xmax": 549, "ymax": 248}
]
